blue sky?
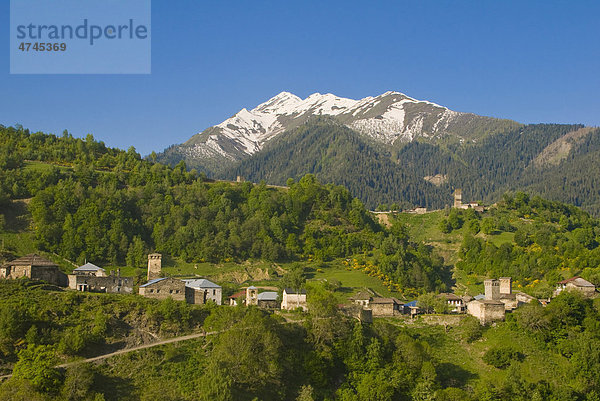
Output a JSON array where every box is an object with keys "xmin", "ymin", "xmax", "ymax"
[{"xmin": 1, "ymin": 0, "xmax": 599, "ymax": 155}]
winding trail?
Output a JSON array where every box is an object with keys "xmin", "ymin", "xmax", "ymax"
[{"xmin": 0, "ymin": 316, "xmax": 309, "ymax": 382}]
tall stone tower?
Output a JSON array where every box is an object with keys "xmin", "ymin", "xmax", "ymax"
[
  {"xmin": 499, "ymin": 277, "xmax": 512, "ymax": 295},
  {"xmin": 453, "ymin": 189, "xmax": 462, "ymax": 208},
  {"xmin": 484, "ymin": 279, "xmax": 500, "ymax": 300},
  {"xmin": 147, "ymin": 253, "xmax": 162, "ymax": 281},
  {"xmin": 246, "ymin": 286, "xmax": 258, "ymax": 306}
]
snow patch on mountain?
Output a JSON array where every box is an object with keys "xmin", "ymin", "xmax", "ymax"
[{"xmin": 186, "ymin": 90, "xmax": 464, "ymax": 158}]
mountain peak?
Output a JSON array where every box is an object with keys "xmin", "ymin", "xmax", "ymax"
[{"xmin": 172, "ymin": 90, "xmax": 514, "ymax": 168}]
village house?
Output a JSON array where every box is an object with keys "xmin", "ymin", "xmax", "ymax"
[
  {"xmin": 467, "ymin": 279, "xmax": 507, "ymax": 323},
  {"xmin": 439, "ymin": 293, "xmax": 465, "ymax": 313},
  {"xmin": 281, "ymin": 288, "xmax": 307, "ymax": 311},
  {"xmin": 139, "ymin": 277, "xmax": 186, "ymax": 301},
  {"xmin": 0, "ymin": 254, "xmax": 67, "ymax": 286},
  {"xmin": 453, "ymin": 189, "xmax": 484, "ymax": 212},
  {"xmin": 243, "ymin": 286, "xmax": 280, "ymax": 308},
  {"xmin": 71, "ymin": 262, "xmax": 107, "ymax": 277},
  {"xmin": 184, "ymin": 278, "xmax": 222, "ymax": 305},
  {"xmin": 257, "ymin": 291, "xmax": 279, "ymax": 309},
  {"xmin": 228, "ymin": 290, "xmax": 246, "ymax": 306},
  {"xmin": 68, "ymin": 263, "xmax": 133, "ymax": 294},
  {"xmin": 554, "ymin": 277, "xmax": 596, "ymax": 297},
  {"xmin": 467, "ymin": 299, "xmax": 505, "ymax": 324},
  {"xmin": 369, "ymin": 297, "xmax": 403, "ymax": 317},
  {"xmin": 467, "ymin": 277, "xmax": 536, "ymax": 323},
  {"xmin": 349, "ymin": 290, "xmax": 373, "ymax": 307}
]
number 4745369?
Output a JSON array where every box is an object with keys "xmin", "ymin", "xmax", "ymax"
[{"xmin": 18, "ymin": 43, "xmax": 67, "ymax": 51}]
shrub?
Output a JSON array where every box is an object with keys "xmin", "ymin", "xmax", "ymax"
[{"xmin": 482, "ymin": 346, "xmax": 523, "ymax": 369}]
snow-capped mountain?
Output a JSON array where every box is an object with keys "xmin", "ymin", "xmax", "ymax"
[
  {"xmin": 182, "ymin": 91, "xmax": 464, "ymax": 158},
  {"xmin": 157, "ymin": 90, "xmax": 515, "ymax": 173}
]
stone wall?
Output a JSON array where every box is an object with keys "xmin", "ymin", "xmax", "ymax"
[{"xmin": 370, "ymin": 303, "xmax": 400, "ymax": 317}]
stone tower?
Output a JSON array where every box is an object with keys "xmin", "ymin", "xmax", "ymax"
[
  {"xmin": 453, "ymin": 189, "xmax": 462, "ymax": 208},
  {"xmin": 147, "ymin": 253, "xmax": 162, "ymax": 281},
  {"xmin": 499, "ymin": 277, "xmax": 512, "ymax": 295},
  {"xmin": 484, "ymin": 279, "xmax": 500, "ymax": 300},
  {"xmin": 246, "ymin": 286, "xmax": 258, "ymax": 306}
]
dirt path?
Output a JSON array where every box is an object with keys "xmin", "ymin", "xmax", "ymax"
[
  {"xmin": 0, "ymin": 317, "xmax": 308, "ymax": 381},
  {"xmin": 0, "ymin": 330, "xmax": 217, "ymax": 381}
]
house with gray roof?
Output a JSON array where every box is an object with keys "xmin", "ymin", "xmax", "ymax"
[
  {"xmin": 184, "ymin": 278, "xmax": 222, "ymax": 305},
  {"xmin": 257, "ymin": 291, "xmax": 279, "ymax": 309},
  {"xmin": 72, "ymin": 262, "xmax": 106, "ymax": 277}
]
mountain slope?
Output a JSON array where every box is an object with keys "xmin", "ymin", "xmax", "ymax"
[
  {"xmin": 156, "ymin": 91, "xmax": 519, "ymax": 174},
  {"xmin": 230, "ymin": 118, "xmax": 451, "ymax": 209}
]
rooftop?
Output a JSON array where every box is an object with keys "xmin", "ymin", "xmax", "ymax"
[
  {"xmin": 557, "ymin": 277, "xmax": 595, "ymax": 287},
  {"xmin": 2, "ymin": 254, "xmax": 57, "ymax": 268},
  {"xmin": 349, "ymin": 290, "xmax": 372, "ymax": 301},
  {"xmin": 73, "ymin": 262, "xmax": 104, "ymax": 272},
  {"xmin": 139, "ymin": 277, "xmax": 168, "ymax": 287},
  {"xmin": 370, "ymin": 297, "xmax": 402, "ymax": 305},
  {"xmin": 184, "ymin": 279, "xmax": 221, "ymax": 289},
  {"xmin": 258, "ymin": 291, "xmax": 278, "ymax": 301},
  {"xmin": 284, "ymin": 288, "xmax": 306, "ymax": 295}
]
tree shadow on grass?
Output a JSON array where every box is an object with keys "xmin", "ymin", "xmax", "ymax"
[
  {"xmin": 436, "ymin": 362, "xmax": 478, "ymax": 388},
  {"xmin": 93, "ymin": 372, "xmax": 136, "ymax": 401}
]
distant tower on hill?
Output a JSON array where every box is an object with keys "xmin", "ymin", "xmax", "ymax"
[
  {"xmin": 453, "ymin": 189, "xmax": 462, "ymax": 208},
  {"xmin": 147, "ymin": 253, "xmax": 162, "ymax": 281}
]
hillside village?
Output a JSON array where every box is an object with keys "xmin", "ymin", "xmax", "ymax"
[
  {"xmin": 1, "ymin": 191, "xmax": 597, "ymax": 325},
  {"xmin": 2, "ymin": 243, "xmax": 596, "ymax": 325}
]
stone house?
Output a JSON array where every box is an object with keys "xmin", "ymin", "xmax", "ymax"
[
  {"xmin": 554, "ymin": 277, "xmax": 596, "ymax": 297},
  {"xmin": 467, "ymin": 277, "xmax": 536, "ymax": 323},
  {"xmin": 72, "ymin": 262, "xmax": 107, "ymax": 277},
  {"xmin": 466, "ymin": 299, "xmax": 505, "ymax": 324},
  {"xmin": 349, "ymin": 290, "xmax": 373, "ymax": 307},
  {"xmin": 68, "ymin": 266, "xmax": 133, "ymax": 294},
  {"xmin": 439, "ymin": 293, "xmax": 465, "ymax": 313},
  {"xmin": 184, "ymin": 278, "xmax": 222, "ymax": 305},
  {"xmin": 369, "ymin": 297, "xmax": 403, "ymax": 317},
  {"xmin": 257, "ymin": 291, "xmax": 279, "ymax": 309},
  {"xmin": 281, "ymin": 288, "xmax": 307, "ymax": 311},
  {"xmin": 0, "ymin": 254, "xmax": 67, "ymax": 286},
  {"xmin": 139, "ymin": 277, "xmax": 186, "ymax": 301}
]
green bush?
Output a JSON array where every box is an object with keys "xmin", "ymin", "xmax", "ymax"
[{"xmin": 482, "ymin": 346, "xmax": 523, "ymax": 369}]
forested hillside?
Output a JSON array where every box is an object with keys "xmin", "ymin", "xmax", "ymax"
[
  {"xmin": 2, "ymin": 279, "xmax": 600, "ymax": 401},
  {"xmin": 395, "ymin": 192, "xmax": 600, "ymax": 298},
  {"xmin": 231, "ymin": 118, "xmax": 450, "ymax": 210},
  {"xmin": 220, "ymin": 120, "xmax": 600, "ymax": 214},
  {"xmin": 0, "ymin": 125, "xmax": 449, "ymax": 294}
]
